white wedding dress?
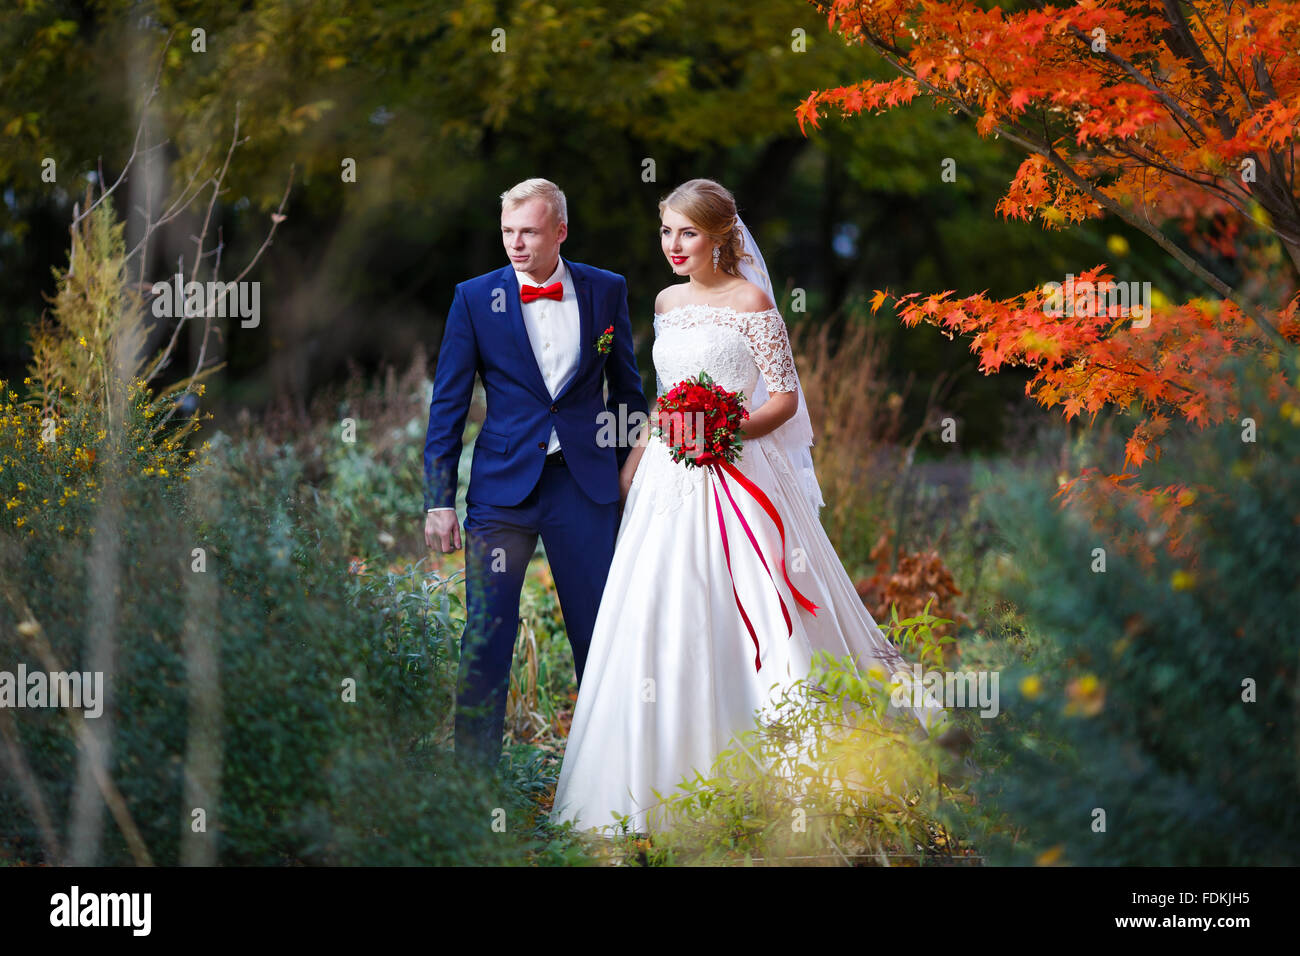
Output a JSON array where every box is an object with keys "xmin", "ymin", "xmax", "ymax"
[{"xmin": 550, "ymin": 303, "xmax": 945, "ymax": 834}]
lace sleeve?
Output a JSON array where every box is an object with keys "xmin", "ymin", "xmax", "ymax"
[{"xmin": 745, "ymin": 308, "xmax": 800, "ymax": 393}]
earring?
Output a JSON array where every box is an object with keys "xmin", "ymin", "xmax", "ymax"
[{"xmin": 712, "ymin": 246, "xmax": 720, "ymax": 272}]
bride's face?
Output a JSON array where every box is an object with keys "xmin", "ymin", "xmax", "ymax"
[{"xmin": 660, "ymin": 207, "xmax": 713, "ymax": 277}]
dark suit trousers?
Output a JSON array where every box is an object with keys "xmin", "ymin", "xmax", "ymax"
[{"xmin": 454, "ymin": 453, "xmax": 619, "ymax": 769}]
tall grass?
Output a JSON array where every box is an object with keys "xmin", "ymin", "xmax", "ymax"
[{"xmin": 793, "ymin": 315, "xmax": 905, "ymax": 572}]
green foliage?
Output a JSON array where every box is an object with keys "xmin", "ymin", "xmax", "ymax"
[
  {"xmin": 27, "ymin": 194, "xmax": 135, "ymax": 415},
  {"xmin": 1, "ymin": 0, "xmax": 1103, "ymax": 456},
  {"xmin": 887, "ymin": 598, "xmax": 958, "ymax": 670},
  {"xmin": 0, "ymin": 379, "xmax": 588, "ymax": 864},
  {"xmin": 964, "ymin": 351, "xmax": 1300, "ymax": 865},
  {"xmin": 601, "ymin": 637, "xmax": 978, "ymax": 866},
  {"xmin": 20, "ymin": 186, "xmax": 213, "ymax": 471},
  {"xmin": 0, "ymin": 0, "xmax": 873, "ymax": 214},
  {"xmin": 317, "ymin": 413, "xmax": 431, "ymax": 558}
]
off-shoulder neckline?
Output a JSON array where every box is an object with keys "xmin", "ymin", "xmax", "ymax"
[{"xmin": 654, "ymin": 303, "xmax": 780, "ymax": 319}]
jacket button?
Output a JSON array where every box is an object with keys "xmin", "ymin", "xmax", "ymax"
[
  {"xmin": 536, "ymin": 441, "xmax": 546, "ymax": 449},
  {"xmin": 550, "ymin": 404, "xmax": 558, "ymax": 413}
]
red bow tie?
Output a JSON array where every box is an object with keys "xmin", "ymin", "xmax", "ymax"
[{"xmin": 520, "ymin": 281, "xmax": 563, "ymax": 303}]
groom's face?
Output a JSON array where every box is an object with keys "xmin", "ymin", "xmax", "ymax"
[{"xmin": 502, "ymin": 198, "xmax": 567, "ymax": 282}]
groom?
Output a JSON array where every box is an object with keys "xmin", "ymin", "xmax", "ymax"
[{"xmin": 423, "ymin": 178, "xmax": 648, "ymax": 769}]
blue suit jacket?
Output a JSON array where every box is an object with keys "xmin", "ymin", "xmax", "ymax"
[{"xmin": 423, "ymin": 258, "xmax": 649, "ymax": 510}]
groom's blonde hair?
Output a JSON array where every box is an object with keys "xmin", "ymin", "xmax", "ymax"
[{"xmin": 501, "ymin": 178, "xmax": 567, "ymax": 228}]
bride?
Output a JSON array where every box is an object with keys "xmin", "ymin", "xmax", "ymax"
[{"xmin": 549, "ymin": 178, "xmax": 945, "ymax": 834}]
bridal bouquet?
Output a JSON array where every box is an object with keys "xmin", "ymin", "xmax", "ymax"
[
  {"xmin": 654, "ymin": 370, "xmax": 817, "ymax": 672},
  {"xmin": 653, "ymin": 370, "xmax": 749, "ymax": 467}
]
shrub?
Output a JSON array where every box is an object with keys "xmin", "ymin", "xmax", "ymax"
[
  {"xmin": 0, "ymin": 400, "xmax": 574, "ymax": 864},
  {"xmin": 591, "ymin": 616, "xmax": 979, "ymax": 867},
  {"xmin": 963, "ymin": 350, "xmax": 1300, "ymax": 865}
]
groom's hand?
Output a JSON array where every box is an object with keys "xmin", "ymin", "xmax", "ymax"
[{"xmin": 425, "ymin": 510, "xmax": 462, "ymax": 553}]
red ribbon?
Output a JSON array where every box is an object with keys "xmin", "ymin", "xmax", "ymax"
[
  {"xmin": 710, "ymin": 478, "xmax": 762, "ymax": 671},
  {"xmin": 707, "ymin": 458, "xmax": 820, "ymax": 671}
]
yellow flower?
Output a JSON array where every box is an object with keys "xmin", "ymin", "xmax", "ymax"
[
  {"xmin": 1036, "ymin": 844, "xmax": 1066, "ymax": 866},
  {"xmin": 1171, "ymin": 569, "xmax": 1196, "ymax": 591},
  {"xmin": 79, "ymin": 336, "xmax": 88, "ymax": 347},
  {"xmin": 1065, "ymin": 674, "xmax": 1105, "ymax": 717},
  {"xmin": 1019, "ymin": 675, "xmax": 1042, "ymax": 698}
]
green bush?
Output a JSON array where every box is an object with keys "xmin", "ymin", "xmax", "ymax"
[
  {"xmin": 963, "ymin": 350, "xmax": 1300, "ymax": 865},
  {"xmin": 0, "ymin": 380, "xmax": 581, "ymax": 864},
  {"xmin": 590, "ymin": 616, "xmax": 978, "ymax": 867}
]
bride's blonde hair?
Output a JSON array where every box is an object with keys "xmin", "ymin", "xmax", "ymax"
[{"xmin": 658, "ymin": 179, "xmax": 754, "ymax": 277}]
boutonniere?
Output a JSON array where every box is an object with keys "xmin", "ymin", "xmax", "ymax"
[{"xmin": 594, "ymin": 325, "xmax": 614, "ymax": 355}]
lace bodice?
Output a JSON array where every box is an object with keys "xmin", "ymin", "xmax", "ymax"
[
  {"xmin": 636, "ymin": 304, "xmax": 803, "ymax": 516},
  {"xmin": 652, "ymin": 304, "xmax": 800, "ymax": 402}
]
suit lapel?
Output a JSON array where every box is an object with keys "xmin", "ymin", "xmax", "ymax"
[
  {"xmin": 555, "ymin": 257, "xmax": 593, "ymax": 403},
  {"xmin": 501, "ymin": 262, "xmax": 554, "ymax": 401}
]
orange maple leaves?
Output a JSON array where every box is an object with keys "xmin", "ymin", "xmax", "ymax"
[
  {"xmin": 870, "ymin": 272, "xmax": 1297, "ymax": 469},
  {"xmin": 804, "ymin": 0, "xmax": 1300, "ymax": 561},
  {"xmin": 796, "ymin": 77, "xmax": 921, "ymax": 135},
  {"xmin": 801, "ymin": 0, "xmax": 1300, "ymax": 232},
  {"xmin": 998, "ymin": 155, "xmax": 1101, "ymax": 227}
]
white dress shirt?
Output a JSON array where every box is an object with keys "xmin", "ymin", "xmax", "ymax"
[
  {"xmin": 428, "ymin": 258, "xmax": 580, "ymax": 514},
  {"xmin": 517, "ymin": 257, "xmax": 581, "ymax": 454}
]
